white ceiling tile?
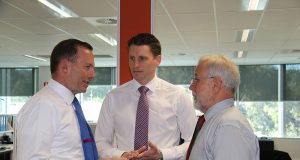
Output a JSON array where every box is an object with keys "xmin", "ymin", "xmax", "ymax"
[
  {"xmin": 254, "ymin": 28, "xmax": 295, "ymax": 41},
  {"xmin": 290, "ymin": 29, "xmax": 300, "ymax": 40},
  {"xmin": 0, "ymin": 1, "xmax": 31, "ymax": 18},
  {"xmin": 159, "ymin": 0, "xmax": 213, "ymax": 14},
  {"xmin": 5, "ymin": 18, "xmax": 64, "ymax": 34},
  {"xmin": 46, "ymin": 18, "xmax": 99, "ymax": 34},
  {"xmin": 154, "ymin": 15, "xmax": 177, "ymax": 33},
  {"xmin": 219, "ymin": 42, "xmax": 251, "ymax": 51},
  {"xmin": 173, "ymin": 13, "xmax": 215, "ymax": 32},
  {"xmin": 182, "ymin": 31, "xmax": 217, "ymax": 45},
  {"xmin": 268, "ymin": 0, "xmax": 300, "ymax": 9},
  {"xmin": 155, "ymin": 0, "xmax": 166, "ymax": 15},
  {"xmin": 216, "ymin": 0, "xmax": 248, "ymax": 12},
  {"xmin": 261, "ymin": 9, "xmax": 300, "ymax": 29},
  {"xmin": 3, "ymin": 0, "xmax": 57, "ymax": 18},
  {"xmin": 0, "ymin": 21, "xmax": 27, "ymax": 35},
  {"xmin": 58, "ymin": 0, "xmax": 117, "ymax": 17},
  {"xmin": 246, "ymin": 50, "xmax": 277, "ymax": 58},
  {"xmin": 96, "ymin": 25, "xmax": 117, "ymax": 35},
  {"xmin": 281, "ymin": 40, "xmax": 300, "ymax": 49},
  {"xmin": 251, "ymin": 41, "xmax": 284, "ymax": 50},
  {"xmin": 219, "ymin": 30, "xmax": 239, "ymax": 43},
  {"xmin": 218, "ymin": 11, "xmax": 262, "ymax": 30},
  {"xmin": 156, "ymin": 32, "xmax": 182, "ymax": 45},
  {"xmin": 162, "ymin": 44, "xmax": 189, "ymax": 55}
]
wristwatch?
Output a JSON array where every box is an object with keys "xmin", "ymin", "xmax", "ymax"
[{"xmin": 158, "ymin": 151, "xmax": 163, "ymax": 160}]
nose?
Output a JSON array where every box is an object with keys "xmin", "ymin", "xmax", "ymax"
[
  {"xmin": 89, "ymin": 68, "xmax": 95, "ymax": 80},
  {"xmin": 133, "ymin": 60, "xmax": 140, "ymax": 68},
  {"xmin": 189, "ymin": 83, "xmax": 194, "ymax": 91}
]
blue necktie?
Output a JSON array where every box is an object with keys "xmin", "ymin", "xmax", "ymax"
[{"xmin": 73, "ymin": 97, "xmax": 99, "ymax": 160}]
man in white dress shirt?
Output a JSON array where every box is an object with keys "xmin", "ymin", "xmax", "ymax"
[
  {"xmin": 187, "ymin": 55, "xmax": 260, "ymax": 160},
  {"xmin": 15, "ymin": 39, "xmax": 96, "ymax": 159},
  {"xmin": 95, "ymin": 33, "xmax": 197, "ymax": 160}
]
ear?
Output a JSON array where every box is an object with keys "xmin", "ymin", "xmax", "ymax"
[
  {"xmin": 154, "ymin": 55, "xmax": 161, "ymax": 65},
  {"xmin": 59, "ymin": 59, "xmax": 71, "ymax": 74},
  {"xmin": 211, "ymin": 76, "xmax": 222, "ymax": 92}
]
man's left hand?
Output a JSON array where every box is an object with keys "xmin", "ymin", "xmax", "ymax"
[{"xmin": 135, "ymin": 141, "xmax": 162, "ymax": 160}]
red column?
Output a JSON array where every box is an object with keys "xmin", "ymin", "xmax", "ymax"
[{"xmin": 119, "ymin": 0, "xmax": 151, "ymax": 85}]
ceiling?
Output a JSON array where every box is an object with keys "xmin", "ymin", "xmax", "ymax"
[{"xmin": 0, "ymin": 0, "xmax": 300, "ymax": 67}]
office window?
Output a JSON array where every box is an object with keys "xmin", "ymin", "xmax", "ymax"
[
  {"xmin": 239, "ymin": 65, "xmax": 278, "ymax": 101},
  {"xmin": 0, "ymin": 69, "xmax": 3, "ymax": 95},
  {"xmin": 284, "ymin": 64, "xmax": 300, "ymax": 137},
  {"xmin": 157, "ymin": 66, "xmax": 195, "ymax": 85},
  {"xmin": 81, "ymin": 67, "xmax": 116, "ymax": 122},
  {"xmin": 155, "ymin": 64, "xmax": 300, "ymax": 137},
  {"xmin": 238, "ymin": 65, "xmax": 279, "ymax": 137},
  {"xmin": 91, "ymin": 67, "xmax": 114, "ymax": 85},
  {"xmin": 285, "ymin": 64, "xmax": 300, "ymax": 100},
  {"xmin": 157, "ymin": 66, "xmax": 201, "ymax": 115},
  {"xmin": 0, "ymin": 68, "xmax": 35, "ymax": 114}
]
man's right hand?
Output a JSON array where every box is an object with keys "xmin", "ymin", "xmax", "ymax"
[
  {"xmin": 121, "ymin": 146, "xmax": 147, "ymax": 159},
  {"xmin": 101, "ymin": 158, "xmax": 128, "ymax": 160}
]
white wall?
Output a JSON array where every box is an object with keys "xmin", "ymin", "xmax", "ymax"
[
  {"xmin": 274, "ymin": 138, "xmax": 300, "ymax": 160},
  {"xmin": 38, "ymin": 66, "xmax": 51, "ymax": 90}
]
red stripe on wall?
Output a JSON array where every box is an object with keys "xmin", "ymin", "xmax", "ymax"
[{"xmin": 119, "ymin": 0, "xmax": 151, "ymax": 85}]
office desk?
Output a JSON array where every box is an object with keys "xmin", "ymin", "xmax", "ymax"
[{"xmin": 0, "ymin": 144, "xmax": 13, "ymax": 160}]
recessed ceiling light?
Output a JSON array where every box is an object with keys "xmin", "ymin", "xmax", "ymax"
[
  {"xmin": 234, "ymin": 51, "xmax": 247, "ymax": 58},
  {"xmin": 238, "ymin": 51, "xmax": 244, "ymax": 58},
  {"xmin": 248, "ymin": 0, "xmax": 259, "ymax": 10},
  {"xmin": 241, "ymin": 29, "xmax": 250, "ymax": 42}
]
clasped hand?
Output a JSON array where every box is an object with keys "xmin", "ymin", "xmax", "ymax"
[{"xmin": 121, "ymin": 142, "xmax": 161, "ymax": 160}]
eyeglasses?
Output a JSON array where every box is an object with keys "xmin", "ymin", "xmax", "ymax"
[{"xmin": 191, "ymin": 76, "xmax": 214, "ymax": 85}]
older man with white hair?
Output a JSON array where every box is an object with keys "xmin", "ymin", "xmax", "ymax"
[{"xmin": 186, "ymin": 55, "xmax": 260, "ymax": 160}]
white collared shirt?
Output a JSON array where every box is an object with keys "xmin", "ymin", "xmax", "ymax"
[
  {"xmin": 189, "ymin": 98, "xmax": 260, "ymax": 160},
  {"xmin": 15, "ymin": 79, "xmax": 84, "ymax": 160},
  {"xmin": 95, "ymin": 76, "xmax": 197, "ymax": 160}
]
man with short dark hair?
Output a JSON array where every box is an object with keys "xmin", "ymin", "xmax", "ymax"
[
  {"xmin": 95, "ymin": 33, "xmax": 197, "ymax": 160},
  {"xmin": 15, "ymin": 39, "xmax": 98, "ymax": 159}
]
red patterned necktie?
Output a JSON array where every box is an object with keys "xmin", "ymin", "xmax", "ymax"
[
  {"xmin": 134, "ymin": 86, "xmax": 150, "ymax": 150},
  {"xmin": 186, "ymin": 115, "xmax": 205, "ymax": 160}
]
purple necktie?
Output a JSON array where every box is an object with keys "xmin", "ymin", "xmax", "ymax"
[{"xmin": 134, "ymin": 86, "xmax": 150, "ymax": 150}]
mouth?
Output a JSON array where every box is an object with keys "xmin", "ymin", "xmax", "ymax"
[
  {"xmin": 83, "ymin": 81, "xmax": 90, "ymax": 87},
  {"xmin": 133, "ymin": 70, "xmax": 143, "ymax": 74}
]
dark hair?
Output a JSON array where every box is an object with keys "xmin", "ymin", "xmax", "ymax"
[
  {"xmin": 50, "ymin": 39, "xmax": 93, "ymax": 74},
  {"xmin": 128, "ymin": 33, "xmax": 161, "ymax": 57}
]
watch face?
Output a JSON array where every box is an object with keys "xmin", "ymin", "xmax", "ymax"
[{"xmin": 158, "ymin": 151, "xmax": 163, "ymax": 160}]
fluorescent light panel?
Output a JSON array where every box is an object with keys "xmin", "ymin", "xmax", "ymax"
[
  {"xmin": 237, "ymin": 51, "xmax": 244, "ymax": 58},
  {"xmin": 94, "ymin": 33, "xmax": 117, "ymax": 46},
  {"xmin": 38, "ymin": 0, "xmax": 73, "ymax": 17},
  {"xmin": 24, "ymin": 55, "xmax": 47, "ymax": 62},
  {"xmin": 241, "ymin": 29, "xmax": 250, "ymax": 42},
  {"xmin": 248, "ymin": 0, "xmax": 259, "ymax": 10}
]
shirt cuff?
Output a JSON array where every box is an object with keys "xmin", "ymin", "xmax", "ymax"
[{"xmin": 160, "ymin": 149, "xmax": 175, "ymax": 160}]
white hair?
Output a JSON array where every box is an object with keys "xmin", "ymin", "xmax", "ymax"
[{"xmin": 198, "ymin": 55, "xmax": 240, "ymax": 94}]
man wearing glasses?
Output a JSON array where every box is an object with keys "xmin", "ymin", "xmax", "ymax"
[{"xmin": 187, "ymin": 55, "xmax": 260, "ymax": 160}]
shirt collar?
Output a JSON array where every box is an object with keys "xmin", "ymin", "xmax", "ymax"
[
  {"xmin": 48, "ymin": 78, "xmax": 75, "ymax": 105},
  {"xmin": 132, "ymin": 75, "xmax": 158, "ymax": 94},
  {"xmin": 204, "ymin": 98, "xmax": 234, "ymax": 121}
]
